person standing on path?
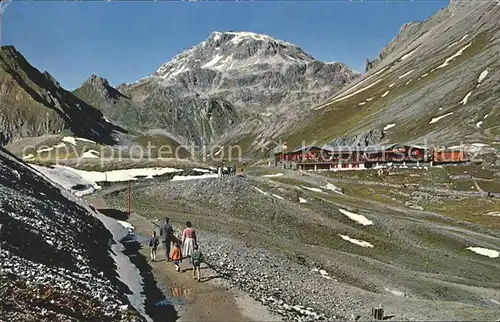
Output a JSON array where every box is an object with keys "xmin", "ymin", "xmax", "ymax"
[
  {"xmin": 191, "ymin": 244, "xmax": 204, "ymax": 281},
  {"xmin": 182, "ymin": 221, "xmax": 197, "ymax": 263},
  {"xmin": 148, "ymin": 231, "xmax": 160, "ymax": 262},
  {"xmin": 158, "ymin": 217, "xmax": 174, "ymax": 261}
]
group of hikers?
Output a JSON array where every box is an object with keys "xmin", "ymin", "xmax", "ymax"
[
  {"xmin": 149, "ymin": 217, "xmax": 204, "ymax": 281},
  {"xmin": 218, "ymin": 164, "xmax": 238, "ymax": 177}
]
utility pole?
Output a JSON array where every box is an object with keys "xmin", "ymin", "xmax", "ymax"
[
  {"xmin": 128, "ymin": 181, "xmax": 132, "ymax": 217},
  {"xmin": 0, "ymin": 0, "xmax": 11, "ymax": 47}
]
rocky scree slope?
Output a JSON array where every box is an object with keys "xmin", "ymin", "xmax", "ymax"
[
  {"xmin": 0, "ymin": 46, "xmax": 126, "ymax": 146},
  {"xmin": 0, "ymin": 147, "xmax": 145, "ymax": 321},
  {"xmin": 284, "ymin": 0, "xmax": 500, "ymax": 151},
  {"xmin": 77, "ymin": 31, "xmax": 358, "ymax": 147}
]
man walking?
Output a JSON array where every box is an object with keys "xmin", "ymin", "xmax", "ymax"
[{"xmin": 159, "ymin": 217, "xmax": 174, "ymax": 261}]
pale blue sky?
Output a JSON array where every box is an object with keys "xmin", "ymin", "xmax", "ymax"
[{"xmin": 3, "ymin": 0, "xmax": 448, "ymax": 90}]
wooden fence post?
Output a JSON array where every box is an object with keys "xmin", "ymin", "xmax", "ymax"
[{"xmin": 371, "ymin": 306, "xmax": 384, "ymax": 320}]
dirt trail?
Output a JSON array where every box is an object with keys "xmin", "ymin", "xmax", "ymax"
[
  {"xmin": 86, "ymin": 195, "xmax": 277, "ymax": 322},
  {"xmin": 474, "ymin": 180, "xmax": 485, "ymax": 192}
]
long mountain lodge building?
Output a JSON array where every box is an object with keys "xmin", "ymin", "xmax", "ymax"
[{"xmin": 274, "ymin": 144, "xmax": 465, "ymax": 170}]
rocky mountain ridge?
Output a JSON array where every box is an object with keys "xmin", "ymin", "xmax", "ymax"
[
  {"xmin": 78, "ymin": 31, "xmax": 358, "ymax": 146},
  {"xmin": 0, "ymin": 46, "xmax": 126, "ymax": 146},
  {"xmin": 274, "ymin": 0, "xmax": 500, "ymax": 154}
]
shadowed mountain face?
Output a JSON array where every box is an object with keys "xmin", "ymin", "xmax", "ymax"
[
  {"xmin": 75, "ymin": 31, "xmax": 358, "ymax": 147},
  {"xmin": 0, "ymin": 46, "xmax": 126, "ymax": 146},
  {"xmin": 0, "ymin": 147, "xmax": 145, "ymax": 321},
  {"xmin": 279, "ymin": 0, "xmax": 500, "ymax": 152}
]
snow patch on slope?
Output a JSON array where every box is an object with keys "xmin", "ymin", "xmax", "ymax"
[
  {"xmin": 466, "ymin": 247, "xmax": 499, "ymax": 258},
  {"xmin": 117, "ymin": 220, "xmax": 135, "ymax": 233},
  {"xmin": 262, "ymin": 173, "xmax": 284, "ymax": 178},
  {"xmin": 338, "ymin": 209, "xmax": 373, "ymax": 226},
  {"xmin": 383, "ymin": 123, "xmax": 396, "ymax": 131},
  {"xmin": 339, "ymin": 235, "xmax": 374, "ymax": 248},
  {"xmin": 36, "ymin": 147, "xmax": 54, "ymax": 153},
  {"xmin": 436, "ymin": 43, "xmax": 472, "ymax": 69},
  {"xmin": 461, "ymin": 91, "xmax": 473, "ymax": 105},
  {"xmin": 81, "ymin": 150, "xmax": 100, "ymax": 159},
  {"xmin": 202, "ymin": 54, "xmax": 224, "ymax": 69},
  {"xmin": 253, "ymin": 187, "xmax": 269, "ymax": 196},
  {"xmin": 214, "ymin": 147, "xmax": 224, "ymax": 156},
  {"xmin": 93, "ymin": 211, "xmax": 152, "ymax": 321},
  {"xmin": 323, "ymin": 79, "xmax": 383, "ymax": 105},
  {"xmin": 400, "ymin": 48, "xmax": 417, "ymax": 61},
  {"xmin": 30, "ymin": 164, "xmax": 101, "ymax": 191},
  {"xmin": 56, "ymin": 166, "xmax": 182, "ymax": 184},
  {"xmin": 171, "ymin": 173, "xmax": 219, "ymax": 181},
  {"xmin": 447, "ymin": 34, "xmax": 468, "ymax": 48},
  {"xmin": 398, "ymin": 69, "xmax": 414, "ymax": 79},
  {"xmin": 477, "ymin": 69, "xmax": 488, "ymax": 87},
  {"xmin": 430, "ymin": 112, "xmax": 453, "ymax": 124},
  {"xmin": 315, "ymin": 66, "xmax": 389, "ymax": 109},
  {"xmin": 323, "ymin": 183, "xmax": 343, "ymax": 194},
  {"xmin": 62, "ymin": 136, "xmax": 97, "ymax": 146},
  {"xmin": 301, "ymin": 186, "xmax": 324, "ymax": 193}
]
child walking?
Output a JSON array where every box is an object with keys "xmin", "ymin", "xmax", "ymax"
[
  {"xmin": 148, "ymin": 231, "xmax": 160, "ymax": 262},
  {"xmin": 191, "ymin": 244, "xmax": 204, "ymax": 281},
  {"xmin": 171, "ymin": 240, "xmax": 182, "ymax": 272}
]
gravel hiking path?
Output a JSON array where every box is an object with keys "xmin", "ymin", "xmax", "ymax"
[{"xmin": 86, "ymin": 195, "xmax": 277, "ymax": 322}]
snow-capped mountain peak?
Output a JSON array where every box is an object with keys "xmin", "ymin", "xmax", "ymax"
[
  {"xmin": 114, "ymin": 30, "xmax": 358, "ymax": 147},
  {"xmin": 153, "ymin": 31, "xmax": 315, "ymax": 80}
]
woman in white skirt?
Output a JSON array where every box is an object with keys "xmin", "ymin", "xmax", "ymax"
[{"xmin": 182, "ymin": 221, "xmax": 197, "ymax": 263}]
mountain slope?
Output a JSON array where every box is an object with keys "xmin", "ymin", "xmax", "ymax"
[
  {"xmin": 73, "ymin": 75, "xmax": 139, "ymax": 130},
  {"xmin": 282, "ymin": 0, "xmax": 500, "ymax": 151},
  {"xmin": 75, "ymin": 75, "xmax": 238, "ymax": 147},
  {"xmin": 0, "ymin": 147, "xmax": 145, "ymax": 321},
  {"xmin": 77, "ymin": 31, "xmax": 358, "ymax": 147},
  {"xmin": 0, "ymin": 46, "xmax": 126, "ymax": 146}
]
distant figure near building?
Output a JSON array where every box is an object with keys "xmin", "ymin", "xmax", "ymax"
[
  {"xmin": 148, "ymin": 231, "xmax": 160, "ymax": 262},
  {"xmin": 182, "ymin": 221, "xmax": 197, "ymax": 263}
]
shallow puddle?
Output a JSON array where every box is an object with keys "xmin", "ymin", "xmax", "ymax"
[
  {"xmin": 154, "ymin": 284, "xmax": 193, "ymax": 306},
  {"xmin": 171, "ymin": 284, "xmax": 195, "ymax": 300}
]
